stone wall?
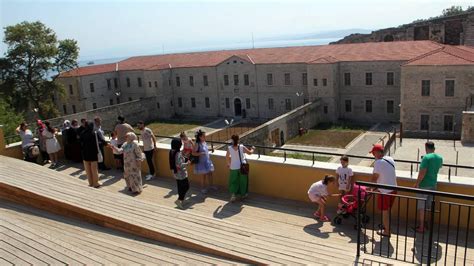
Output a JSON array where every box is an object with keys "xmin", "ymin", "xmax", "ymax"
[
  {"xmin": 332, "ymin": 12, "xmax": 474, "ymax": 46},
  {"xmin": 461, "ymin": 111, "xmax": 474, "ymax": 144},
  {"xmin": 238, "ymin": 101, "xmax": 321, "ymax": 151},
  {"xmin": 47, "ymin": 96, "xmax": 169, "ymax": 132}
]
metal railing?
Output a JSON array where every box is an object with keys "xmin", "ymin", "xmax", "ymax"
[{"xmin": 355, "ymin": 181, "xmax": 474, "ymax": 265}]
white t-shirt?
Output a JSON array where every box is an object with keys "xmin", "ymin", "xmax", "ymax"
[
  {"xmin": 228, "ymin": 145, "xmax": 246, "ymax": 170},
  {"xmin": 373, "ymin": 156, "xmax": 397, "ymax": 194},
  {"xmin": 110, "ymin": 139, "xmax": 120, "ymax": 155},
  {"xmin": 307, "ymin": 180, "xmax": 328, "ymax": 197},
  {"xmin": 336, "ymin": 166, "xmax": 353, "ymax": 191},
  {"xmin": 141, "ymin": 127, "xmax": 155, "ymax": 151}
]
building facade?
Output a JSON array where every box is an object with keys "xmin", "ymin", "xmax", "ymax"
[{"xmin": 57, "ymin": 41, "xmax": 474, "ymax": 137}]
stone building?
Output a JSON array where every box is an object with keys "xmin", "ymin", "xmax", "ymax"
[
  {"xmin": 333, "ymin": 11, "xmax": 474, "ymax": 46},
  {"xmin": 57, "ymin": 41, "xmax": 474, "ymax": 137}
]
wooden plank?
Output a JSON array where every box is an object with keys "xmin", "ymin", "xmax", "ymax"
[
  {"xmin": 0, "ymin": 257, "xmax": 14, "ymax": 266},
  {"xmin": 0, "ymin": 241, "xmax": 47, "ymax": 265},
  {"xmin": 0, "ymin": 247, "xmax": 30, "ymax": 266}
]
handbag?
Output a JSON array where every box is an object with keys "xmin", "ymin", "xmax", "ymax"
[
  {"xmin": 189, "ymin": 144, "xmax": 200, "ymax": 164},
  {"xmin": 238, "ymin": 144, "xmax": 249, "ymax": 175},
  {"xmin": 95, "ymin": 131, "xmax": 103, "ymax": 163}
]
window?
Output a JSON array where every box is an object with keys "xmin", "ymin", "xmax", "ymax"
[
  {"xmin": 148, "ymin": 81, "xmax": 152, "ymax": 88},
  {"xmin": 387, "ymin": 100, "xmax": 394, "ymax": 114},
  {"xmin": 225, "ymin": 98, "xmax": 230, "ymax": 108},
  {"xmin": 69, "ymin": 85, "xmax": 73, "ymax": 95},
  {"xmin": 92, "ymin": 103, "xmax": 97, "ymax": 109},
  {"xmin": 168, "ymin": 79, "xmax": 171, "ymax": 86},
  {"xmin": 323, "ymin": 106, "xmax": 328, "ymax": 114},
  {"xmin": 126, "ymin": 77, "xmax": 130, "ymax": 87},
  {"xmin": 365, "ymin": 73, "xmax": 372, "ymax": 85},
  {"xmin": 444, "ymin": 115, "xmax": 454, "ymax": 131},
  {"xmin": 203, "ymin": 75, "xmax": 209, "ymax": 86},
  {"xmin": 109, "ymin": 99, "xmax": 113, "ymax": 105},
  {"xmin": 189, "ymin": 76, "xmax": 194, "ymax": 87},
  {"xmin": 387, "ymin": 72, "xmax": 394, "ymax": 86},
  {"xmin": 284, "ymin": 73, "xmax": 291, "ymax": 85},
  {"xmin": 345, "ymin": 100, "xmax": 352, "ymax": 112},
  {"xmin": 268, "ymin": 98, "xmax": 274, "ymax": 110},
  {"xmin": 234, "ymin": 74, "xmax": 239, "ymax": 86},
  {"xmin": 154, "ymin": 81, "xmax": 158, "ymax": 88},
  {"xmin": 63, "ymin": 105, "xmax": 67, "ymax": 114},
  {"xmin": 224, "ymin": 75, "xmax": 229, "ymax": 86},
  {"xmin": 156, "ymin": 102, "xmax": 160, "ymax": 109},
  {"xmin": 191, "ymin": 97, "xmax": 196, "ymax": 108},
  {"xmin": 128, "ymin": 97, "xmax": 132, "ymax": 101},
  {"xmin": 246, "ymin": 98, "xmax": 250, "ymax": 109},
  {"xmin": 420, "ymin": 115, "xmax": 430, "ymax": 130},
  {"xmin": 72, "ymin": 105, "xmax": 76, "ymax": 113},
  {"xmin": 445, "ymin": 80, "xmax": 455, "ymax": 97},
  {"xmin": 244, "ymin": 74, "xmax": 249, "ymax": 86},
  {"xmin": 205, "ymin": 97, "xmax": 210, "ymax": 108},
  {"xmin": 178, "ymin": 97, "xmax": 183, "ymax": 107},
  {"xmin": 344, "ymin": 73, "xmax": 351, "ymax": 86},
  {"xmin": 302, "ymin": 73, "xmax": 307, "ymax": 85},
  {"xmin": 89, "ymin": 83, "xmax": 95, "ymax": 92},
  {"xmin": 267, "ymin": 73, "xmax": 273, "ymax": 86},
  {"xmin": 365, "ymin": 100, "xmax": 372, "ymax": 113},
  {"xmin": 116, "ymin": 97, "xmax": 120, "ymax": 104},
  {"xmin": 107, "ymin": 79, "xmax": 111, "ymax": 90},
  {"xmin": 285, "ymin": 99, "xmax": 291, "ymax": 110},
  {"xmin": 114, "ymin": 78, "xmax": 118, "ymax": 88},
  {"xmin": 421, "ymin": 80, "xmax": 430, "ymax": 96},
  {"xmin": 313, "ymin": 78, "xmax": 318, "ymax": 86},
  {"xmin": 176, "ymin": 76, "xmax": 181, "ymax": 87},
  {"xmin": 137, "ymin": 78, "xmax": 142, "ymax": 87},
  {"xmin": 322, "ymin": 78, "xmax": 327, "ymax": 86}
]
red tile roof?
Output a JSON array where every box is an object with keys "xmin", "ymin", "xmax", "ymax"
[
  {"xmin": 61, "ymin": 41, "xmax": 469, "ymax": 77},
  {"xmin": 404, "ymin": 45, "xmax": 474, "ymax": 66}
]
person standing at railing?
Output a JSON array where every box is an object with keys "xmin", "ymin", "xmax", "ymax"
[
  {"xmin": 371, "ymin": 143, "xmax": 397, "ymax": 237},
  {"xmin": 336, "ymin": 155, "xmax": 353, "ymax": 197},
  {"xmin": 180, "ymin": 132, "xmax": 194, "ymax": 160},
  {"xmin": 43, "ymin": 121, "xmax": 61, "ymax": 168},
  {"xmin": 414, "ymin": 141, "xmax": 443, "ymax": 233},
  {"xmin": 36, "ymin": 120, "xmax": 49, "ymax": 164},
  {"xmin": 192, "ymin": 130, "xmax": 216, "ymax": 194},
  {"xmin": 226, "ymin": 135, "xmax": 255, "ymax": 202},
  {"xmin": 79, "ymin": 122, "xmax": 101, "ymax": 188},
  {"xmin": 169, "ymin": 138, "xmax": 190, "ymax": 209},
  {"xmin": 94, "ymin": 116, "xmax": 111, "ymax": 171},
  {"xmin": 16, "ymin": 122, "xmax": 36, "ymax": 162},
  {"xmin": 114, "ymin": 116, "xmax": 134, "ymax": 171},
  {"xmin": 137, "ymin": 121, "xmax": 157, "ymax": 181}
]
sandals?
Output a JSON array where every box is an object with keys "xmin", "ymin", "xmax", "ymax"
[
  {"xmin": 319, "ymin": 216, "xmax": 330, "ymax": 222},
  {"xmin": 313, "ymin": 211, "xmax": 321, "ymax": 218}
]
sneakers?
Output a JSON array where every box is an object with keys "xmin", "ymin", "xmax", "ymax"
[
  {"xmin": 319, "ymin": 215, "xmax": 330, "ymax": 222},
  {"xmin": 230, "ymin": 194, "xmax": 237, "ymax": 202},
  {"xmin": 145, "ymin": 174, "xmax": 154, "ymax": 181},
  {"xmin": 313, "ymin": 211, "xmax": 321, "ymax": 218},
  {"xmin": 174, "ymin": 199, "xmax": 184, "ymax": 209}
]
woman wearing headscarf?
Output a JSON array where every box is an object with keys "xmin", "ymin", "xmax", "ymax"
[
  {"xmin": 36, "ymin": 120, "xmax": 49, "ymax": 163},
  {"xmin": 109, "ymin": 132, "xmax": 144, "ymax": 194},
  {"xmin": 79, "ymin": 122, "xmax": 101, "ymax": 188}
]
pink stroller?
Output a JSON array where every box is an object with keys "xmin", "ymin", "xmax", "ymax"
[{"xmin": 333, "ymin": 184, "xmax": 371, "ymax": 228}]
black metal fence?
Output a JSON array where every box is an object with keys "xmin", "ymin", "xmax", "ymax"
[{"xmin": 356, "ymin": 181, "xmax": 474, "ymax": 265}]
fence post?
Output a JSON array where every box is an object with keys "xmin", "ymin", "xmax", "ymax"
[
  {"xmin": 426, "ymin": 196, "xmax": 436, "ymax": 265},
  {"xmin": 455, "ymin": 151, "xmax": 459, "ymax": 176},
  {"xmin": 416, "ymin": 148, "xmax": 420, "ymax": 172},
  {"xmin": 284, "ymin": 151, "xmax": 286, "ymax": 162},
  {"xmin": 356, "ymin": 186, "xmax": 362, "ymax": 257}
]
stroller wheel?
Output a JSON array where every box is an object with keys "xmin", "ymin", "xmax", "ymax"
[{"xmin": 334, "ymin": 216, "xmax": 342, "ymax": 225}]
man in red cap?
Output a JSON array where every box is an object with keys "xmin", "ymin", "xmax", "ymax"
[{"xmin": 371, "ymin": 143, "xmax": 397, "ymax": 237}]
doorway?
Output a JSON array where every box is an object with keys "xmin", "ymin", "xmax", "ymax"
[{"xmin": 234, "ymin": 98, "xmax": 242, "ymax": 116}]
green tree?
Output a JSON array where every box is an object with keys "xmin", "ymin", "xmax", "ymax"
[
  {"xmin": 2, "ymin": 21, "xmax": 79, "ymax": 119},
  {"xmin": 442, "ymin": 6, "xmax": 465, "ymax": 17},
  {"xmin": 0, "ymin": 99, "xmax": 24, "ymax": 137}
]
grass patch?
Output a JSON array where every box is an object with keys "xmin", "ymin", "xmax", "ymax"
[
  {"xmin": 314, "ymin": 122, "xmax": 370, "ymax": 131},
  {"xmin": 288, "ymin": 129, "xmax": 363, "ymax": 148},
  {"xmin": 270, "ymin": 152, "xmax": 332, "ymax": 162},
  {"xmin": 137, "ymin": 120, "xmax": 203, "ymax": 137}
]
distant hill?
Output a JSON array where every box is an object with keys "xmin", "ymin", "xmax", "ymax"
[{"xmin": 259, "ymin": 29, "xmax": 372, "ymax": 42}]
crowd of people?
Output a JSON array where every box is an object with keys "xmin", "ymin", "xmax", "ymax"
[{"xmin": 16, "ymin": 117, "xmax": 444, "ymax": 233}]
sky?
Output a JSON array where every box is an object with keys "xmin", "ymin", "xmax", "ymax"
[{"xmin": 1, "ymin": 0, "xmax": 473, "ymax": 60}]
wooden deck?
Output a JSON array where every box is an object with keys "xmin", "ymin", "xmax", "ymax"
[
  {"xmin": 0, "ymin": 200, "xmax": 241, "ymax": 265},
  {"xmin": 2, "ymin": 155, "xmax": 471, "ymax": 265}
]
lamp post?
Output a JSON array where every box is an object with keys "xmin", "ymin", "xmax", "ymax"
[{"xmin": 452, "ymin": 122, "xmax": 457, "ymax": 148}]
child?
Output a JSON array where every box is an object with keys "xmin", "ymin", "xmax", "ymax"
[
  {"xmin": 307, "ymin": 175, "xmax": 338, "ymax": 222},
  {"xmin": 169, "ymin": 138, "xmax": 190, "ymax": 209},
  {"xmin": 336, "ymin": 155, "xmax": 353, "ymax": 196},
  {"xmin": 110, "ymin": 132, "xmax": 122, "ymax": 170}
]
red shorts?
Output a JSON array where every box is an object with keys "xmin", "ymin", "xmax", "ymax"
[{"xmin": 377, "ymin": 191, "xmax": 397, "ymax": 211}]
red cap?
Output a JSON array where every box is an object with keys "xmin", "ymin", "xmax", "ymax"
[{"xmin": 370, "ymin": 143, "xmax": 384, "ymax": 153}]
